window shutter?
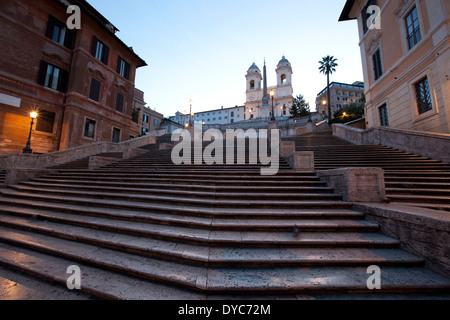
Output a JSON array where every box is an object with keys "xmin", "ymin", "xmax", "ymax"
[
  {"xmin": 45, "ymin": 15, "xmax": 56, "ymax": 39},
  {"xmin": 64, "ymin": 29, "xmax": 77, "ymax": 49},
  {"xmin": 91, "ymin": 36, "xmax": 98, "ymax": 57},
  {"xmin": 124, "ymin": 62, "xmax": 130, "ymax": 80},
  {"xmin": 58, "ymin": 69, "xmax": 69, "ymax": 93},
  {"xmin": 117, "ymin": 57, "xmax": 122, "ymax": 73},
  {"xmin": 102, "ymin": 45, "xmax": 109, "ymax": 65},
  {"xmin": 37, "ymin": 61, "xmax": 48, "ymax": 86}
]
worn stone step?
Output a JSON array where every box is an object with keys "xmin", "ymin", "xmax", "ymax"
[
  {"xmin": 0, "ymin": 265, "xmax": 97, "ymax": 300},
  {"xmin": 316, "ymin": 166, "xmax": 449, "ymax": 171},
  {"xmin": 0, "ymin": 214, "xmax": 398, "ymax": 249},
  {"xmin": 385, "ymin": 170, "xmax": 450, "ymax": 178},
  {"xmin": 47, "ymin": 171, "xmax": 318, "ymax": 179},
  {"xmin": 0, "ymin": 226, "xmax": 423, "ymax": 269},
  {"xmin": 388, "ymin": 202, "xmax": 450, "ymax": 212},
  {"xmin": 0, "ymin": 196, "xmax": 362, "ymax": 224},
  {"xmin": 387, "ymin": 188, "xmax": 450, "ymax": 196},
  {"xmin": 386, "ymin": 182, "xmax": 450, "ymax": 189},
  {"xmin": 0, "ymin": 204, "xmax": 381, "ymax": 240},
  {"xmin": 34, "ymin": 176, "xmax": 324, "ymax": 186},
  {"xmin": 28, "ymin": 178, "xmax": 329, "ymax": 191},
  {"xmin": 1, "ymin": 230, "xmax": 446, "ymax": 297},
  {"xmin": 0, "ymin": 191, "xmax": 355, "ymax": 219},
  {"xmin": 0, "ymin": 242, "xmax": 204, "ymax": 300},
  {"xmin": 387, "ymin": 194, "xmax": 450, "ymax": 204},
  {"xmin": 8, "ymin": 185, "xmax": 344, "ymax": 208},
  {"xmin": 19, "ymin": 181, "xmax": 337, "ymax": 198}
]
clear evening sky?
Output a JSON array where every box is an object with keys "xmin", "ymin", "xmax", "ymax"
[{"xmin": 89, "ymin": 0, "xmax": 363, "ymax": 117}]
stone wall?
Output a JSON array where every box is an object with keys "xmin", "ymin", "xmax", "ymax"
[
  {"xmin": 355, "ymin": 203, "xmax": 450, "ymax": 278},
  {"xmin": 0, "ymin": 130, "xmax": 165, "ymax": 170},
  {"xmin": 333, "ymin": 124, "xmax": 450, "ymax": 163}
]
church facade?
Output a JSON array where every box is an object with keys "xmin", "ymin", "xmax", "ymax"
[{"xmin": 244, "ymin": 57, "xmax": 294, "ymax": 121}]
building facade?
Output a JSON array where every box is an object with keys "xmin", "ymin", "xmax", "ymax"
[
  {"xmin": 133, "ymin": 89, "xmax": 164, "ymax": 136},
  {"xmin": 0, "ymin": 0, "xmax": 146, "ymax": 155},
  {"xmin": 340, "ymin": 0, "xmax": 449, "ymax": 133},
  {"xmin": 316, "ymin": 81, "xmax": 365, "ymax": 118}
]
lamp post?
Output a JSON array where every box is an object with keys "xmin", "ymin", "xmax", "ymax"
[
  {"xmin": 270, "ymin": 90, "xmax": 275, "ymax": 121},
  {"xmin": 23, "ymin": 111, "xmax": 38, "ymax": 154},
  {"xmin": 189, "ymin": 99, "xmax": 193, "ymax": 127},
  {"xmin": 322, "ymin": 100, "xmax": 328, "ymax": 121}
]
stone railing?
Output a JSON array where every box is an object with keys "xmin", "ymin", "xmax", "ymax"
[
  {"xmin": 0, "ymin": 129, "xmax": 167, "ymax": 170},
  {"xmin": 333, "ymin": 124, "xmax": 450, "ymax": 164}
]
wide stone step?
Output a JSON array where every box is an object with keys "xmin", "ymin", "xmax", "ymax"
[
  {"xmin": 0, "ymin": 203, "xmax": 377, "ymax": 233},
  {"xmin": 387, "ymin": 188, "xmax": 450, "ymax": 197},
  {"xmin": 387, "ymin": 194, "xmax": 450, "ymax": 204},
  {"xmin": 316, "ymin": 165, "xmax": 449, "ymax": 171},
  {"xmin": 0, "ymin": 225, "xmax": 424, "ymax": 271},
  {"xmin": 28, "ymin": 178, "xmax": 329, "ymax": 191},
  {"xmin": 7, "ymin": 185, "xmax": 344, "ymax": 207},
  {"xmin": 386, "ymin": 182, "xmax": 450, "ymax": 190},
  {"xmin": 385, "ymin": 172, "xmax": 450, "ymax": 178},
  {"xmin": 1, "ymin": 228, "xmax": 446, "ymax": 297},
  {"xmin": 0, "ymin": 265, "xmax": 97, "ymax": 300},
  {"xmin": 33, "ymin": 176, "xmax": 324, "ymax": 187},
  {"xmin": 0, "ymin": 215, "xmax": 399, "ymax": 249},
  {"xmin": 19, "ymin": 181, "xmax": 337, "ymax": 198},
  {"xmin": 47, "ymin": 169, "xmax": 312, "ymax": 182},
  {"xmin": 388, "ymin": 202, "xmax": 450, "ymax": 212},
  {"xmin": 0, "ymin": 191, "xmax": 354, "ymax": 219},
  {"xmin": 0, "ymin": 242, "xmax": 204, "ymax": 300}
]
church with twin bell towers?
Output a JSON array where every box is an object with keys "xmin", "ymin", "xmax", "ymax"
[{"xmin": 244, "ymin": 56, "xmax": 294, "ymax": 120}]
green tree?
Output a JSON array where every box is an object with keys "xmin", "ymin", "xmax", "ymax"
[
  {"xmin": 131, "ymin": 107, "xmax": 140, "ymax": 124},
  {"xmin": 332, "ymin": 103, "xmax": 365, "ymax": 124},
  {"xmin": 290, "ymin": 94, "xmax": 310, "ymax": 118},
  {"xmin": 318, "ymin": 55, "xmax": 338, "ymax": 124}
]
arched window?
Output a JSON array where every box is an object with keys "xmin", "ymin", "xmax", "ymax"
[
  {"xmin": 281, "ymin": 74, "xmax": 287, "ymax": 84},
  {"xmin": 250, "ymin": 80, "xmax": 255, "ymax": 89}
]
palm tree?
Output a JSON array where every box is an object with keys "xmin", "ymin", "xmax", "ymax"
[{"xmin": 318, "ymin": 56, "xmax": 338, "ymax": 124}]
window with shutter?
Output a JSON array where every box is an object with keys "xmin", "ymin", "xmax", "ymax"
[
  {"xmin": 92, "ymin": 37, "xmax": 109, "ymax": 65},
  {"xmin": 372, "ymin": 49, "xmax": 383, "ymax": 81},
  {"xmin": 37, "ymin": 61, "xmax": 69, "ymax": 93},
  {"xmin": 112, "ymin": 128, "xmax": 121, "ymax": 143},
  {"xmin": 45, "ymin": 15, "xmax": 76, "ymax": 49},
  {"xmin": 89, "ymin": 78, "xmax": 101, "ymax": 102},
  {"xmin": 117, "ymin": 57, "xmax": 130, "ymax": 79},
  {"xmin": 116, "ymin": 93, "xmax": 124, "ymax": 112}
]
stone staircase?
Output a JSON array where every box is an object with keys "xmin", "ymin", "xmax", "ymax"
[
  {"xmin": 50, "ymin": 152, "xmax": 124, "ymax": 170},
  {"xmin": 286, "ymin": 131, "xmax": 450, "ymax": 212},
  {"xmin": 0, "ymin": 170, "xmax": 5, "ymax": 187},
  {"xmin": 0, "ymin": 135, "xmax": 448, "ymax": 299}
]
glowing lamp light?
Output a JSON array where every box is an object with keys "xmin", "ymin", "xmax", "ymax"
[{"xmin": 30, "ymin": 111, "xmax": 38, "ymax": 119}]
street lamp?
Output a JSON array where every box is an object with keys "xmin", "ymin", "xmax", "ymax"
[
  {"xmin": 322, "ymin": 100, "xmax": 328, "ymax": 120},
  {"xmin": 23, "ymin": 111, "xmax": 38, "ymax": 154},
  {"xmin": 270, "ymin": 90, "xmax": 275, "ymax": 121},
  {"xmin": 189, "ymin": 99, "xmax": 193, "ymax": 127}
]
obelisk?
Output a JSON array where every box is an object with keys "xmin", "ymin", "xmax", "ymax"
[{"xmin": 261, "ymin": 59, "xmax": 269, "ymax": 108}]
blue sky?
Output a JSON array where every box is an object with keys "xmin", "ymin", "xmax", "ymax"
[{"xmin": 89, "ymin": 0, "xmax": 363, "ymax": 116}]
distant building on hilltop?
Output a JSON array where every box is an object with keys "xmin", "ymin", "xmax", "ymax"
[
  {"xmin": 169, "ymin": 56, "xmax": 296, "ymax": 126},
  {"xmin": 316, "ymin": 81, "xmax": 365, "ymax": 119}
]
